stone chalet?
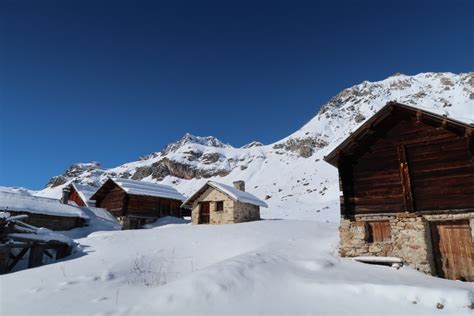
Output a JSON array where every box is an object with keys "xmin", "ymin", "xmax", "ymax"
[{"xmin": 182, "ymin": 181, "xmax": 267, "ymax": 225}]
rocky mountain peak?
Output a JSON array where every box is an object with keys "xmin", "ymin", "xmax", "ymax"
[
  {"xmin": 65, "ymin": 162, "xmax": 102, "ymax": 176},
  {"xmin": 162, "ymin": 133, "xmax": 229, "ymax": 155},
  {"xmin": 38, "ymin": 72, "xmax": 473, "ymax": 218},
  {"xmin": 241, "ymin": 141, "xmax": 264, "ymax": 149},
  {"xmin": 46, "ymin": 162, "xmax": 103, "ymax": 188}
]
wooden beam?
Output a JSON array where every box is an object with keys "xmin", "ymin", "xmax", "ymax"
[
  {"xmin": 466, "ymin": 128, "xmax": 474, "ymax": 159},
  {"xmin": 441, "ymin": 118, "xmax": 448, "ymax": 129},
  {"xmin": 43, "ymin": 249, "xmax": 54, "ymax": 259},
  {"xmin": 28, "ymin": 244, "xmax": 45, "ymax": 268},
  {"xmin": 397, "ymin": 145, "xmax": 415, "ymax": 212},
  {"xmin": 122, "ymin": 194, "xmax": 129, "ymax": 216},
  {"xmin": 416, "ymin": 110, "xmax": 422, "ymax": 122},
  {"xmin": 7, "ymin": 247, "xmax": 29, "ymax": 272},
  {"xmin": 338, "ymin": 157, "xmax": 355, "ymax": 218},
  {"xmin": 465, "ymin": 127, "xmax": 473, "ymax": 138},
  {"xmin": 55, "ymin": 244, "xmax": 71, "ymax": 259}
]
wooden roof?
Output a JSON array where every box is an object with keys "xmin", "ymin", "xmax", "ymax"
[{"xmin": 324, "ymin": 101, "xmax": 474, "ymax": 167}]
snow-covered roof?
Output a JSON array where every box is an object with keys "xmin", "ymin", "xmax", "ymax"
[
  {"xmin": 112, "ymin": 178, "xmax": 186, "ymax": 201},
  {"xmin": 70, "ymin": 183, "xmax": 98, "ymax": 206},
  {"xmin": 182, "ymin": 181, "xmax": 268, "ymax": 208},
  {"xmin": 0, "ymin": 190, "xmax": 90, "ymax": 219}
]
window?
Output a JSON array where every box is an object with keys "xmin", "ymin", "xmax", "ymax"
[
  {"xmin": 216, "ymin": 201, "xmax": 224, "ymax": 212},
  {"xmin": 366, "ymin": 221, "xmax": 391, "ymax": 243}
]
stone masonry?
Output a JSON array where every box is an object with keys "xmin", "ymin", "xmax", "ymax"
[
  {"xmin": 191, "ymin": 186, "xmax": 260, "ymax": 225},
  {"xmin": 339, "ymin": 211, "xmax": 474, "ymax": 275}
]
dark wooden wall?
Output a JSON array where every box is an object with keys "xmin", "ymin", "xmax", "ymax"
[
  {"xmin": 95, "ymin": 186, "xmax": 126, "ymax": 217},
  {"xmin": 7, "ymin": 210, "xmax": 86, "ymax": 231},
  {"xmin": 127, "ymin": 195, "xmax": 181, "ymax": 218},
  {"xmin": 94, "ymin": 181, "xmax": 182, "ymax": 219},
  {"xmin": 406, "ymin": 138, "xmax": 474, "ymax": 211},
  {"xmin": 339, "ymin": 111, "xmax": 474, "ymax": 216}
]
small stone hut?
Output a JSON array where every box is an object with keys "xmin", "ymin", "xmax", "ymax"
[
  {"xmin": 90, "ymin": 178, "xmax": 186, "ymax": 229},
  {"xmin": 182, "ymin": 180, "xmax": 267, "ymax": 225},
  {"xmin": 324, "ymin": 101, "xmax": 474, "ymax": 281}
]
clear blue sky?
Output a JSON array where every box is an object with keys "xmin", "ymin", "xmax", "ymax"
[{"xmin": 1, "ymin": 0, "xmax": 473, "ymax": 189}]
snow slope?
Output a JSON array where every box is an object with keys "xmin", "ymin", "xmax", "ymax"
[
  {"xmin": 0, "ymin": 220, "xmax": 472, "ymax": 315},
  {"xmin": 36, "ymin": 72, "xmax": 473, "ymax": 221},
  {"xmin": 1, "ymin": 72, "xmax": 473, "ymax": 315}
]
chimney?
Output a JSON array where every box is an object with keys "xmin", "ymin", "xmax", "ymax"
[
  {"xmin": 61, "ymin": 187, "xmax": 71, "ymax": 204},
  {"xmin": 233, "ymin": 180, "xmax": 245, "ymax": 191}
]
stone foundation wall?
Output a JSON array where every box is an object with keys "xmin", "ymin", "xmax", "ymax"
[
  {"xmin": 340, "ymin": 211, "xmax": 474, "ymax": 275},
  {"xmin": 121, "ymin": 216, "xmax": 156, "ymax": 229},
  {"xmin": 234, "ymin": 201, "xmax": 260, "ymax": 223}
]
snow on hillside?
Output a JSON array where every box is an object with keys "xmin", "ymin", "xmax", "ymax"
[
  {"xmin": 2, "ymin": 72, "xmax": 474, "ymax": 315},
  {"xmin": 1, "ymin": 220, "xmax": 472, "ymax": 315},
  {"xmin": 36, "ymin": 72, "xmax": 473, "ymax": 221}
]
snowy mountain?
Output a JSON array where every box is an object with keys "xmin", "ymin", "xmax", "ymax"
[
  {"xmin": 36, "ymin": 72, "xmax": 474, "ymax": 221},
  {"xmin": 5, "ymin": 72, "xmax": 474, "ymax": 315}
]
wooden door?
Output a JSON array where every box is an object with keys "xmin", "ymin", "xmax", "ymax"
[
  {"xmin": 199, "ymin": 202, "xmax": 210, "ymax": 224},
  {"xmin": 367, "ymin": 221, "xmax": 391, "ymax": 243},
  {"xmin": 430, "ymin": 220, "xmax": 474, "ymax": 281}
]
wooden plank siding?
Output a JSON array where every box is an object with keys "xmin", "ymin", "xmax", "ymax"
[
  {"xmin": 127, "ymin": 195, "xmax": 181, "ymax": 218},
  {"xmin": 93, "ymin": 179, "xmax": 183, "ymax": 220},
  {"xmin": 6, "ymin": 210, "xmax": 86, "ymax": 231},
  {"xmin": 430, "ymin": 220, "xmax": 474, "ymax": 281},
  {"xmin": 406, "ymin": 139, "xmax": 474, "ymax": 211},
  {"xmin": 338, "ymin": 109, "xmax": 474, "ymax": 217},
  {"xmin": 95, "ymin": 186, "xmax": 127, "ymax": 217},
  {"xmin": 347, "ymin": 134, "xmax": 404, "ymax": 215}
]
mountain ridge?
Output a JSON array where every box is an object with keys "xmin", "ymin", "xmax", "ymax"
[{"xmin": 35, "ymin": 71, "xmax": 474, "ymax": 221}]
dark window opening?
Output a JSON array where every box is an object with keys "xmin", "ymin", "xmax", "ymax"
[{"xmin": 216, "ymin": 201, "xmax": 224, "ymax": 212}]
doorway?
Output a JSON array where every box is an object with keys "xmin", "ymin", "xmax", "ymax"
[
  {"xmin": 430, "ymin": 220, "xmax": 474, "ymax": 281},
  {"xmin": 199, "ymin": 202, "xmax": 210, "ymax": 224}
]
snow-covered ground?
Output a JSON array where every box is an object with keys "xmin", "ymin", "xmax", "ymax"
[
  {"xmin": 2, "ymin": 72, "xmax": 473, "ymax": 315},
  {"xmin": 1, "ymin": 217, "xmax": 473, "ymax": 315}
]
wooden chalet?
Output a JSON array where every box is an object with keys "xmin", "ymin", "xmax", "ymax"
[
  {"xmin": 90, "ymin": 178, "xmax": 186, "ymax": 229},
  {"xmin": 182, "ymin": 181, "xmax": 267, "ymax": 225},
  {"xmin": 63, "ymin": 183, "xmax": 97, "ymax": 207},
  {"xmin": 0, "ymin": 188, "xmax": 89, "ymax": 231},
  {"xmin": 324, "ymin": 101, "xmax": 474, "ymax": 281}
]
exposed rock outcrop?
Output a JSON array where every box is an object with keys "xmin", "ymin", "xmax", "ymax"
[{"xmin": 273, "ymin": 137, "xmax": 329, "ymax": 158}]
